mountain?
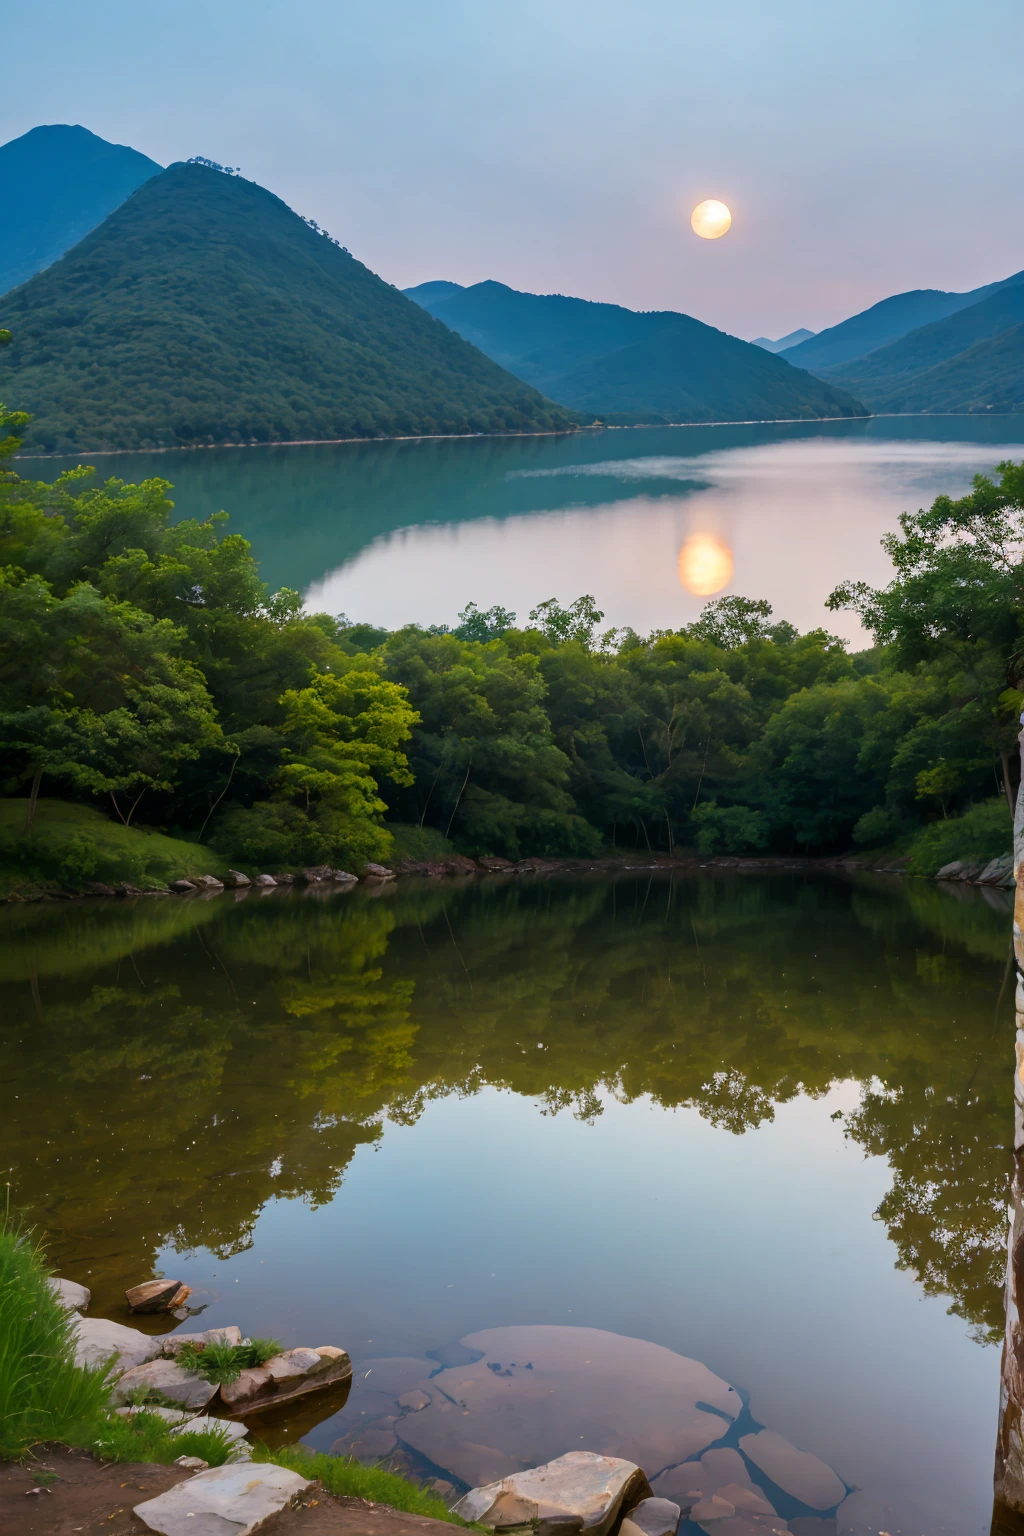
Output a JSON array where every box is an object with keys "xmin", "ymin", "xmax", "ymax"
[
  {"xmin": 751, "ymin": 328, "xmax": 815, "ymax": 353},
  {"xmin": 780, "ymin": 270, "xmax": 1024, "ymax": 372},
  {"xmin": 865, "ymin": 323, "xmax": 1024, "ymax": 414},
  {"xmin": 0, "ymin": 165, "xmax": 578, "ymax": 453},
  {"xmin": 405, "ymin": 280, "xmax": 865, "ymax": 424},
  {"xmin": 0, "ymin": 124, "xmax": 161, "ymax": 297},
  {"xmin": 819, "ymin": 284, "xmax": 1024, "ymax": 407}
]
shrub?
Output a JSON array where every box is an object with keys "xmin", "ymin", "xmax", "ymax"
[
  {"xmin": 0, "ymin": 1216, "xmax": 112, "ymax": 1458},
  {"xmin": 84, "ymin": 1408, "xmax": 237, "ymax": 1466},
  {"xmin": 906, "ymin": 797, "xmax": 1013, "ymax": 876},
  {"xmin": 692, "ymin": 802, "xmax": 769, "ymax": 855}
]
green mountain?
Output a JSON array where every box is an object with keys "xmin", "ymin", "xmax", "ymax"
[
  {"xmin": 859, "ymin": 322, "xmax": 1024, "ymax": 415},
  {"xmin": 404, "ymin": 280, "xmax": 865, "ymax": 424},
  {"xmin": 0, "ymin": 124, "xmax": 161, "ymax": 297},
  {"xmin": 0, "ymin": 165, "xmax": 578, "ymax": 453},
  {"xmin": 820, "ymin": 285, "xmax": 1024, "ymax": 404},
  {"xmin": 780, "ymin": 270, "xmax": 1024, "ymax": 372}
]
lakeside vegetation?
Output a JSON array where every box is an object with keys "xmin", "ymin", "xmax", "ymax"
[{"xmin": 1, "ymin": 350, "xmax": 1021, "ymax": 887}]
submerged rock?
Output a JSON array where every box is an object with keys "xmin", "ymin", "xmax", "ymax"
[
  {"xmin": 738, "ymin": 1430, "xmax": 845, "ymax": 1512},
  {"xmin": 652, "ymin": 1447, "xmax": 754, "ymax": 1507},
  {"xmin": 619, "ymin": 1495, "xmax": 682, "ymax": 1536},
  {"xmin": 48, "ymin": 1276, "xmax": 90, "ymax": 1313},
  {"xmin": 73, "ymin": 1316, "xmax": 163, "ymax": 1374},
  {"xmin": 134, "ymin": 1461, "xmax": 310, "ymax": 1536},
  {"xmin": 397, "ymin": 1325, "xmax": 740, "ymax": 1487},
  {"xmin": 113, "ymin": 1357, "xmax": 219, "ymax": 1410},
  {"xmin": 454, "ymin": 1451, "xmax": 651, "ymax": 1536},
  {"xmin": 126, "ymin": 1278, "xmax": 192, "ymax": 1313}
]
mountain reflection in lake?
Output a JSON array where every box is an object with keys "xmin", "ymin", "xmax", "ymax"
[{"xmin": 0, "ymin": 872, "xmax": 1012, "ymax": 1534}]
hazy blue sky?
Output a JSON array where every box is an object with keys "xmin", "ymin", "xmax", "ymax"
[{"xmin": 4, "ymin": 0, "xmax": 1022, "ymax": 338}]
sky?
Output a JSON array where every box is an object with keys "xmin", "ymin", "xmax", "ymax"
[{"xmin": 3, "ymin": 0, "xmax": 1023, "ymax": 340}]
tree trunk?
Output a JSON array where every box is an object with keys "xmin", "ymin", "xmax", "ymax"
[
  {"xmin": 26, "ymin": 764, "xmax": 43, "ymax": 832},
  {"xmin": 1003, "ymin": 748, "xmax": 1017, "ymax": 817}
]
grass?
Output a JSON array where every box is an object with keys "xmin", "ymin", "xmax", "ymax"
[
  {"xmin": 256, "ymin": 1444, "xmax": 469, "ymax": 1522},
  {"xmin": 0, "ymin": 798, "xmax": 229, "ymax": 898},
  {"xmin": 0, "ymin": 1215, "xmax": 113, "ymax": 1459},
  {"xmin": 84, "ymin": 1409, "xmax": 238, "ymax": 1467},
  {"xmin": 176, "ymin": 1337, "xmax": 281, "ymax": 1386}
]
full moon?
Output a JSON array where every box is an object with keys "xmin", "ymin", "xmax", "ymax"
[
  {"xmin": 690, "ymin": 199, "xmax": 732, "ymax": 240},
  {"xmin": 678, "ymin": 533, "xmax": 734, "ymax": 596}
]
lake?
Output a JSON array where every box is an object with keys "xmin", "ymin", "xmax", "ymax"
[
  {"xmin": 24, "ymin": 413, "xmax": 1024, "ymax": 644},
  {"xmin": 0, "ymin": 870, "xmax": 1012, "ymax": 1534}
]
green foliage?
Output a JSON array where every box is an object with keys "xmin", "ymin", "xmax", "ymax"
[
  {"xmin": 906, "ymin": 798, "xmax": 1012, "ymax": 876},
  {"xmin": 257, "ymin": 1444, "xmax": 469, "ymax": 1523},
  {"xmin": 176, "ymin": 1337, "xmax": 281, "ymax": 1385},
  {"xmin": 0, "ymin": 1215, "xmax": 113, "ymax": 1459},
  {"xmin": 0, "ymin": 163, "xmax": 578, "ymax": 453},
  {"xmin": 79, "ymin": 1408, "xmax": 238, "ymax": 1466}
]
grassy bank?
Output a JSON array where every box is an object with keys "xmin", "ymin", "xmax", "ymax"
[{"xmin": 0, "ymin": 799, "xmax": 228, "ymax": 899}]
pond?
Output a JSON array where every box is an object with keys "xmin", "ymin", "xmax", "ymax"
[
  {"xmin": 0, "ymin": 870, "xmax": 1012, "ymax": 1534},
  {"xmin": 24, "ymin": 413, "xmax": 1024, "ymax": 644}
]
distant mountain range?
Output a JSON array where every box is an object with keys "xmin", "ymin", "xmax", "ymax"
[
  {"xmin": 0, "ymin": 160, "xmax": 577, "ymax": 452},
  {"xmin": 405, "ymin": 281, "xmax": 864, "ymax": 425},
  {"xmin": 783, "ymin": 268, "xmax": 1024, "ymax": 414},
  {"xmin": 0, "ymin": 124, "xmax": 160, "ymax": 297},
  {"xmin": 752, "ymin": 328, "xmax": 815, "ymax": 353}
]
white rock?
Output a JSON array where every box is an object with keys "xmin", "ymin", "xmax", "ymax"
[
  {"xmin": 116, "ymin": 1406, "xmax": 194, "ymax": 1427},
  {"xmin": 73, "ymin": 1316, "xmax": 163, "ymax": 1375},
  {"xmin": 453, "ymin": 1451, "xmax": 650, "ymax": 1536},
  {"xmin": 255, "ymin": 874, "xmax": 277, "ymax": 887},
  {"xmin": 48, "ymin": 1277, "xmax": 90, "ymax": 1313},
  {"xmin": 619, "ymin": 1495, "xmax": 682, "ymax": 1536},
  {"xmin": 263, "ymin": 1348, "xmax": 323, "ymax": 1382},
  {"xmin": 739, "ymin": 1430, "xmax": 845, "ymax": 1512},
  {"xmin": 113, "ymin": 1357, "xmax": 220, "ymax": 1410},
  {"xmin": 173, "ymin": 1455, "xmax": 208, "ymax": 1471},
  {"xmin": 169, "ymin": 1415, "xmax": 250, "ymax": 1442},
  {"xmin": 134, "ymin": 1462, "xmax": 311, "ymax": 1535}
]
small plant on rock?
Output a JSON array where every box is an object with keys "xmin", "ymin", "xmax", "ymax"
[{"xmin": 177, "ymin": 1337, "xmax": 281, "ymax": 1385}]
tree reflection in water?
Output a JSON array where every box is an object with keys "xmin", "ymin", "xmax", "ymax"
[{"xmin": 0, "ymin": 872, "xmax": 1012, "ymax": 1336}]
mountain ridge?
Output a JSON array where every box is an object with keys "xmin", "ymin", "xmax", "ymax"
[
  {"xmin": 0, "ymin": 164, "xmax": 579, "ymax": 453},
  {"xmin": 0, "ymin": 124, "xmax": 161, "ymax": 297},
  {"xmin": 406, "ymin": 280, "xmax": 865, "ymax": 424}
]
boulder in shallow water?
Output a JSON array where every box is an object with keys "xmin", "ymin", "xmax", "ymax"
[
  {"xmin": 73, "ymin": 1316, "xmax": 163, "ymax": 1374},
  {"xmin": 218, "ymin": 1345, "xmax": 351, "ymax": 1413},
  {"xmin": 453, "ymin": 1451, "xmax": 652, "ymax": 1536},
  {"xmin": 134, "ymin": 1462, "xmax": 310, "ymax": 1536},
  {"xmin": 363, "ymin": 861, "xmax": 395, "ymax": 880},
  {"xmin": 738, "ymin": 1430, "xmax": 845, "ymax": 1512},
  {"xmin": 169, "ymin": 879, "xmax": 196, "ymax": 894},
  {"xmin": 396, "ymin": 1325, "xmax": 740, "ymax": 1487},
  {"xmin": 619, "ymin": 1496, "xmax": 682, "ymax": 1536},
  {"xmin": 126, "ymin": 1278, "xmax": 192, "ymax": 1312},
  {"xmin": 48, "ymin": 1276, "xmax": 90, "ymax": 1313},
  {"xmin": 191, "ymin": 875, "xmax": 224, "ymax": 892},
  {"xmin": 113, "ymin": 1357, "xmax": 219, "ymax": 1410},
  {"xmin": 225, "ymin": 870, "xmax": 251, "ymax": 887},
  {"xmin": 255, "ymin": 873, "xmax": 277, "ymax": 887}
]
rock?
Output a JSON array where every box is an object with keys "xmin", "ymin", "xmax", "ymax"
[
  {"xmin": 652, "ymin": 1448, "xmax": 752, "ymax": 1508},
  {"xmin": 85, "ymin": 882, "xmax": 117, "ymax": 896},
  {"xmin": 218, "ymin": 1345, "xmax": 351, "ymax": 1413},
  {"xmin": 453, "ymin": 1451, "xmax": 651, "ymax": 1536},
  {"xmin": 718, "ymin": 1487, "xmax": 777, "ymax": 1517},
  {"xmin": 738, "ymin": 1431, "xmax": 845, "ymax": 1513},
  {"xmin": 690, "ymin": 1495, "xmax": 736, "ymax": 1522},
  {"xmin": 73, "ymin": 1316, "xmax": 163, "ymax": 1375},
  {"xmin": 168, "ymin": 1414, "xmax": 250, "ymax": 1444},
  {"xmin": 254, "ymin": 873, "xmax": 277, "ymax": 887},
  {"xmin": 335, "ymin": 1424, "xmax": 399, "ymax": 1460},
  {"xmin": 134, "ymin": 1462, "xmax": 311, "ymax": 1535},
  {"xmin": 48, "ymin": 1276, "xmax": 90, "ymax": 1313},
  {"xmin": 191, "ymin": 875, "xmax": 225, "ymax": 892},
  {"xmin": 300, "ymin": 865, "xmax": 333, "ymax": 882},
  {"xmin": 275, "ymin": 872, "xmax": 297, "ymax": 883},
  {"xmin": 126, "ymin": 1278, "xmax": 192, "ymax": 1313},
  {"xmin": 331, "ymin": 869, "xmax": 358, "ymax": 883},
  {"xmin": 979, "ymin": 854, "xmax": 1014, "ymax": 883},
  {"xmin": 619, "ymin": 1496, "xmax": 682, "ymax": 1536},
  {"xmin": 398, "ymin": 1387, "xmax": 431, "ymax": 1411},
  {"xmin": 694, "ymin": 1518, "xmax": 789, "ymax": 1535},
  {"xmin": 162, "ymin": 1326, "xmax": 243, "ymax": 1356},
  {"xmin": 478, "ymin": 857, "xmax": 515, "ymax": 872},
  {"xmin": 364, "ymin": 862, "xmax": 395, "ymax": 880},
  {"xmin": 935, "ymin": 860, "xmax": 967, "ymax": 879},
  {"xmin": 116, "ymin": 1405, "xmax": 195, "ymax": 1425},
  {"xmin": 397, "ymin": 1325, "xmax": 740, "ymax": 1488},
  {"xmin": 115, "ymin": 882, "xmax": 143, "ymax": 896},
  {"xmin": 427, "ymin": 1478, "xmax": 457, "ymax": 1500},
  {"xmin": 225, "ymin": 871, "xmax": 251, "ymax": 887},
  {"xmin": 173, "ymin": 1455, "xmax": 209, "ymax": 1471},
  {"xmin": 169, "ymin": 880, "xmax": 196, "ymax": 894},
  {"xmin": 113, "ymin": 1357, "xmax": 220, "ymax": 1410}
]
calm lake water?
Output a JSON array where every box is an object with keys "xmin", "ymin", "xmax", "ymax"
[
  {"xmin": 25, "ymin": 413, "xmax": 1024, "ymax": 642},
  {"xmin": 0, "ymin": 871, "xmax": 1012, "ymax": 1534}
]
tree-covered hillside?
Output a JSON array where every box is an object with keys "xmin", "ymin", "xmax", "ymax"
[
  {"xmin": 405, "ymin": 280, "xmax": 866, "ymax": 424},
  {"xmin": 0, "ymin": 165, "xmax": 578, "ymax": 452},
  {"xmin": 0, "ymin": 124, "xmax": 161, "ymax": 298},
  {"xmin": 867, "ymin": 322, "xmax": 1024, "ymax": 414}
]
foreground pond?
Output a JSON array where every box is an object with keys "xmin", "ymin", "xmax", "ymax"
[{"xmin": 0, "ymin": 872, "xmax": 1013, "ymax": 1533}]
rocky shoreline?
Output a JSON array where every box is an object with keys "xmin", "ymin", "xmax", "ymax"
[{"xmin": 3, "ymin": 848, "xmax": 1016, "ymax": 904}]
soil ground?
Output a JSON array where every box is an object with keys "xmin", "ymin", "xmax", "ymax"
[{"xmin": 0, "ymin": 1448, "xmax": 456, "ymax": 1536}]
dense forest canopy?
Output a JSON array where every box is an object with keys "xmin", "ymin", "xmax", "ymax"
[{"xmin": 0, "ymin": 348, "xmax": 1021, "ymax": 874}]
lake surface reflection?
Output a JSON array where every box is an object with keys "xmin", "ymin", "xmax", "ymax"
[
  {"xmin": 0, "ymin": 871, "xmax": 1012, "ymax": 1533},
  {"xmin": 25, "ymin": 414, "xmax": 1024, "ymax": 643}
]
